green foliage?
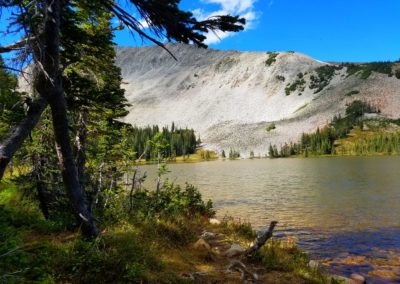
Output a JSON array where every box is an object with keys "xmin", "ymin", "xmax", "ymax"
[
  {"xmin": 249, "ymin": 150, "xmax": 255, "ymax": 159},
  {"xmin": 275, "ymin": 75, "xmax": 285, "ymax": 82},
  {"xmin": 265, "ymin": 52, "xmax": 279, "ymax": 66},
  {"xmin": 0, "ymin": 57, "xmax": 25, "ymax": 141},
  {"xmin": 130, "ymin": 182, "xmax": 215, "ymax": 220},
  {"xmin": 127, "ymin": 124, "xmax": 198, "ymax": 161},
  {"xmin": 266, "ymin": 123, "xmax": 276, "ymax": 132},
  {"xmin": 199, "ymin": 149, "xmax": 213, "ymax": 160},
  {"xmin": 219, "ymin": 217, "xmax": 256, "ymax": 240},
  {"xmin": 228, "ymin": 149, "xmax": 241, "ymax": 159},
  {"xmin": 268, "ymin": 144, "xmax": 279, "ymax": 158},
  {"xmin": 269, "ymin": 100, "xmax": 382, "ymax": 157},
  {"xmin": 345, "ymin": 62, "xmax": 394, "ymax": 79},
  {"xmin": 309, "ymin": 65, "xmax": 342, "ymax": 93},
  {"xmin": 395, "ymin": 69, "xmax": 400, "ymax": 79},
  {"xmin": 285, "ymin": 77, "xmax": 306, "ymax": 96},
  {"xmin": 221, "ymin": 149, "xmax": 226, "ymax": 158}
]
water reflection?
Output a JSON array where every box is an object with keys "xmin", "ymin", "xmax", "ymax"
[{"xmin": 139, "ymin": 156, "xmax": 400, "ymax": 282}]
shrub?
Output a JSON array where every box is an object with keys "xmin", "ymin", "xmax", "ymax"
[
  {"xmin": 345, "ymin": 62, "xmax": 394, "ymax": 79},
  {"xmin": 130, "ymin": 182, "xmax": 215, "ymax": 219},
  {"xmin": 285, "ymin": 78, "xmax": 306, "ymax": 96},
  {"xmin": 265, "ymin": 52, "xmax": 278, "ymax": 66},
  {"xmin": 309, "ymin": 65, "xmax": 342, "ymax": 93},
  {"xmin": 395, "ymin": 69, "xmax": 400, "ymax": 79},
  {"xmin": 266, "ymin": 123, "xmax": 276, "ymax": 132}
]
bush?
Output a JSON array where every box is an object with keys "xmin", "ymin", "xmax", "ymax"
[
  {"xmin": 265, "ymin": 52, "xmax": 278, "ymax": 66},
  {"xmin": 266, "ymin": 123, "xmax": 276, "ymax": 132},
  {"xmin": 130, "ymin": 182, "xmax": 215, "ymax": 219},
  {"xmin": 345, "ymin": 62, "xmax": 394, "ymax": 79},
  {"xmin": 309, "ymin": 65, "xmax": 342, "ymax": 93},
  {"xmin": 285, "ymin": 78, "xmax": 306, "ymax": 96},
  {"xmin": 395, "ymin": 69, "xmax": 400, "ymax": 79}
]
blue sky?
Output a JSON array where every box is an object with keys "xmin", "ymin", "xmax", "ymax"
[
  {"xmin": 115, "ymin": 0, "xmax": 400, "ymax": 62},
  {"xmin": 1, "ymin": 1, "xmax": 399, "ymax": 62}
]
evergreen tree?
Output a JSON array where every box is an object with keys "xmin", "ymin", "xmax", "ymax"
[{"xmin": 0, "ymin": 0, "xmax": 245, "ymax": 238}]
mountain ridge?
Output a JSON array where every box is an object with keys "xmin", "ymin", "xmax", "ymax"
[{"xmin": 115, "ymin": 43, "xmax": 400, "ymax": 156}]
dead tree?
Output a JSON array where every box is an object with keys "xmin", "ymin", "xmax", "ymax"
[{"xmin": 245, "ymin": 221, "xmax": 278, "ymax": 257}]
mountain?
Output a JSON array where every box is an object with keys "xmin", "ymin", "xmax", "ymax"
[{"xmin": 115, "ymin": 43, "xmax": 400, "ymax": 157}]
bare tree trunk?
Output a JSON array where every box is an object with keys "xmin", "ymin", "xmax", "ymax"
[
  {"xmin": 245, "ymin": 221, "xmax": 278, "ymax": 257},
  {"xmin": 33, "ymin": 0, "xmax": 99, "ymax": 238},
  {"xmin": 0, "ymin": 97, "xmax": 47, "ymax": 180},
  {"xmin": 75, "ymin": 110, "xmax": 88, "ymax": 189}
]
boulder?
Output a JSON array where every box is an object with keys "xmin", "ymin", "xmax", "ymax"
[
  {"xmin": 201, "ymin": 230, "xmax": 217, "ymax": 240},
  {"xmin": 350, "ymin": 273, "xmax": 366, "ymax": 283},
  {"xmin": 308, "ymin": 260, "xmax": 320, "ymax": 270},
  {"xmin": 209, "ymin": 218, "xmax": 221, "ymax": 225},
  {"xmin": 224, "ymin": 243, "xmax": 245, "ymax": 258}
]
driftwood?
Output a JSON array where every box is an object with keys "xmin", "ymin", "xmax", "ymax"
[{"xmin": 245, "ymin": 221, "xmax": 278, "ymax": 257}]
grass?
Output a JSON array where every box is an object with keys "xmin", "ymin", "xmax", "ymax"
[
  {"xmin": 0, "ymin": 180, "xmax": 337, "ymax": 283},
  {"xmin": 135, "ymin": 149, "xmax": 219, "ymax": 165}
]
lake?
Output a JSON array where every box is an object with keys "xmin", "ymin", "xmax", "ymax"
[{"xmin": 139, "ymin": 156, "xmax": 400, "ymax": 283}]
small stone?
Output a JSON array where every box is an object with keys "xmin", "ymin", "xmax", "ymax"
[
  {"xmin": 224, "ymin": 243, "xmax": 245, "ymax": 258},
  {"xmin": 201, "ymin": 230, "xmax": 217, "ymax": 240},
  {"xmin": 308, "ymin": 260, "xmax": 320, "ymax": 270},
  {"xmin": 209, "ymin": 218, "xmax": 221, "ymax": 225},
  {"xmin": 350, "ymin": 273, "xmax": 366, "ymax": 283},
  {"xmin": 194, "ymin": 238, "xmax": 211, "ymax": 251},
  {"xmin": 330, "ymin": 275, "xmax": 358, "ymax": 284}
]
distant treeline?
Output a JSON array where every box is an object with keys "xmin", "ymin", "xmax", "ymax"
[
  {"xmin": 268, "ymin": 100, "xmax": 400, "ymax": 157},
  {"xmin": 127, "ymin": 123, "xmax": 199, "ymax": 160}
]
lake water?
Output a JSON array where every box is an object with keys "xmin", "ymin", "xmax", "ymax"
[{"xmin": 139, "ymin": 156, "xmax": 400, "ymax": 283}]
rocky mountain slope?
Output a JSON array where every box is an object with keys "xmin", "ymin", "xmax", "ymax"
[{"xmin": 115, "ymin": 43, "xmax": 400, "ymax": 156}]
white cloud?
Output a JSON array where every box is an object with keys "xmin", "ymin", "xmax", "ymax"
[
  {"xmin": 196, "ymin": 0, "xmax": 259, "ymax": 45},
  {"xmin": 202, "ymin": 0, "xmax": 255, "ymax": 14}
]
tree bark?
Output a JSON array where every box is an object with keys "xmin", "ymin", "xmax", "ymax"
[
  {"xmin": 0, "ymin": 96, "xmax": 48, "ymax": 180},
  {"xmin": 33, "ymin": 0, "xmax": 99, "ymax": 238}
]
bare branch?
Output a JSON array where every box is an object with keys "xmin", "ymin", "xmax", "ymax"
[{"xmin": 0, "ymin": 37, "xmax": 32, "ymax": 53}]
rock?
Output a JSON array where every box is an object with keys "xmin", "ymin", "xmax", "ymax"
[
  {"xmin": 201, "ymin": 230, "xmax": 217, "ymax": 240},
  {"xmin": 330, "ymin": 275, "xmax": 358, "ymax": 284},
  {"xmin": 308, "ymin": 260, "xmax": 320, "ymax": 270},
  {"xmin": 224, "ymin": 243, "xmax": 245, "ymax": 258},
  {"xmin": 209, "ymin": 218, "xmax": 221, "ymax": 225},
  {"xmin": 193, "ymin": 238, "xmax": 211, "ymax": 251},
  {"xmin": 350, "ymin": 273, "xmax": 366, "ymax": 283}
]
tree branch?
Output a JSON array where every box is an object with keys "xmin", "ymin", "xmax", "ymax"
[
  {"xmin": 0, "ymin": 38, "xmax": 32, "ymax": 53},
  {"xmin": 0, "ymin": 96, "xmax": 48, "ymax": 180}
]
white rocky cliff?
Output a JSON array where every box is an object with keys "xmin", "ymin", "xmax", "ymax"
[{"xmin": 115, "ymin": 43, "xmax": 400, "ymax": 156}]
